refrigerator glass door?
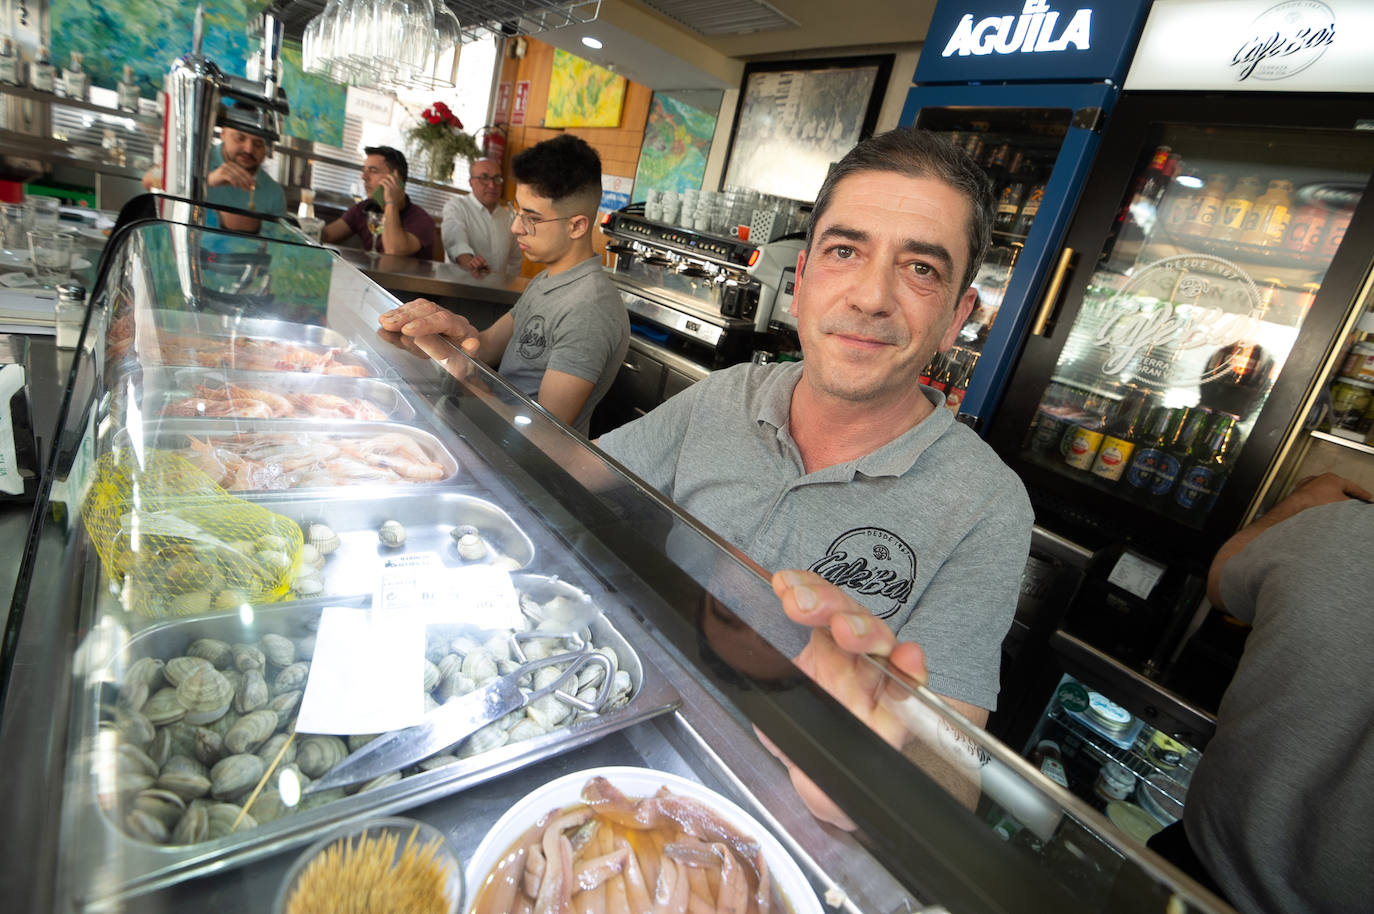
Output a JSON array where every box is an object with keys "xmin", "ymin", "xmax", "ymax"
[
  {"xmin": 1019, "ymin": 123, "xmax": 1370, "ymax": 529},
  {"xmin": 913, "ymin": 106, "xmax": 1073, "ymax": 411}
]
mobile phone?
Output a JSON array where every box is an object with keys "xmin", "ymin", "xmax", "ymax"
[{"xmin": 370, "ymin": 185, "xmax": 387, "ymax": 208}]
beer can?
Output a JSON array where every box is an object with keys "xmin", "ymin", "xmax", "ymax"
[
  {"xmin": 1328, "ymin": 377, "xmax": 1374, "ymax": 440},
  {"xmin": 1063, "ymin": 424, "xmax": 1106, "ymax": 470}
]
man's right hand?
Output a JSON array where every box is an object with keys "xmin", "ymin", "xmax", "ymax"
[
  {"xmin": 378, "ymin": 298, "xmax": 481, "ymax": 355},
  {"xmin": 207, "ymin": 159, "xmax": 256, "ymax": 191},
  {"xmin": 457, "ymin": 253, "xmax": 491, "ymax": 278}
]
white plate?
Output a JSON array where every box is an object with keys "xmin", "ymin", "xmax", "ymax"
[{"xmin": 464, "ymin": 766, "xmax": 821, "ymax": 914}]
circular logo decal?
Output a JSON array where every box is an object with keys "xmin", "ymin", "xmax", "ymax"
[
  {"xmin": 517, "ymin": 314, "xmax": 548, "ymax": 360},
  {"xmin": 1232, "ymin": 1, "xmax": 1335, "ymax": 82},
  {"xmin": 808, "ymin": 527, "xmax": 916, "ymax": 619}
]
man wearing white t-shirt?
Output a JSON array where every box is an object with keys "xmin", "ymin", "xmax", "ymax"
[{"xmin": 442, "ymin": 157, "xmax": 522, "ymax": 277}]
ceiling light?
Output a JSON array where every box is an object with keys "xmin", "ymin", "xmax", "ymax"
[
  {"xmin": 1176, "ymin": 175, "xmax": 1204, "ymax": 188},
  {"xmin": 581, "ymin": 36, "xmax": 603, "ymax": 49}
]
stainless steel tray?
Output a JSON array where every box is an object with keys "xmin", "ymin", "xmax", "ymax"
[
  {"xmin": 131, "ymin": 367, "xmax": 417, "ymax": 422},
  {"xmin": 261, "ymin": 490, "xmax": 537, "ymax": 597},
  {"xmin": 126, "ymin": 310, "xmax": 378, "ymax": 377},
  {"xmin": 121, "ymin": 419, "xmax": 461, "ymax": 491},
  {"xmin": 66, "ymin": 587, "xmax": 681, "ymax": 908}
]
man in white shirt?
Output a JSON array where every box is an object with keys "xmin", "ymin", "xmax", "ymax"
[{"xmin": 442, "ymin": 157, "xmax": 522, "ymax": 277}]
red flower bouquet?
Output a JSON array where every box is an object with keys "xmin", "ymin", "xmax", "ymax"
[{"xmin": 406, "ymin": 100, "xmax": 479, "ymax": 183}]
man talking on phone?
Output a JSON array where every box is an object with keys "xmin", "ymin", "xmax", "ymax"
[{"xmin": 323, "ymin": 146, "xmax": 436, "ymax": 260}]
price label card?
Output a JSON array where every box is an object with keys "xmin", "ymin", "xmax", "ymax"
[
  {"xmin": 296, "ymin": 606, "xmax": 424, "ymax": 735},
  {"xmin": 1108, "ymin": 550, "xmax": 1166, "ymax": 600},
  {"xmin": 372, "ymin": 552, "xmax": 522, "ymax": 628}
]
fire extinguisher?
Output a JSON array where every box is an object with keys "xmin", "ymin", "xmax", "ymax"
[{"xmin": 481, "ymin": 125, "xmax": 506, "ymax": 167}]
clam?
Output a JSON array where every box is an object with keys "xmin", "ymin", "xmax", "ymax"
[
  {"xmin": 186, "ymin": 638, "xmax": 234, "ymax": 669},
  {"xmin": 206, "ymin": 709, "xmax": 242, "ymax": 737},
  {"xmin": 267, "ymin": 689, "xmax": 302, "ymax": 718},
  {"xmin": 224, "ymin": 710, "xmax": 278, "ymax": 755},
  {"xmin": 124, "ymin": 657, "xmax": 166, "ymax": 691},
  {"xmin": 117, "ymin": 681, "xmax": 150, "ymax": 715},
  {"xmin": 458, "ymin": 722, "xmax": 508, "ymax": 758},
  {"xmin": 377, "ymin": 520, "xmax": 406, "ymax": 548},
  {"xmin": 256, "ymin": 733, "xmax": 297, "ymax": 766},
  {"xmin": 294, "ymin": 635, "xmax": 316, "ymax": 660},
  {"xmin": 306, "ymin": 523, "xmax": 340, "ymax": 555},
  {"xmin": 436, "ymin": 653, "xmax": 462, "ymax": 682},
  {"xmin": 157, "ymin": 756, "xmax": 211, "ymax": 801},
  {"xmin": 169, "ymin": 591, "xmax": 214, "ymax": 616},
  {"xmin": 146, "ymin": 727, "xmax": 173, "ymax": 768},
  {"xmin": 460, "ymin": 650, "xmax": 497, "ymax": 683},
  {"xmin": 296, "ymin": 736, "xmax": 347, "ymax": 778},
  {"xmin": 256, "ymin": 550, "xmax": 292, "ymax": 575},
  {"xmin": 256, "ymin": 534, "xmax": 289, "ymax": 552},
  {"xmin": 606, "ymin": 670, "xmax": 633, "ymax": 710},
  {"xmin": 259, "ymin": 633, "xmax": 296, "ymax": 667},
  {"xmin": 526, "ymin": 693, "xmax": 571, "ymax": 731},
  {"xmin": 422, "ymin": 660, "xmax": 441, "ymax": 693},
  {"xmin": 452, "ymin": 527, "xmax": 486, "ymax": 561},
  {"xmin": 357, "ymin": 772, "xmax": 402, "ymax": 793},
  {"xmin": 164, "ymin": 656, "xmax": 215, "ymax": 688},
  {"xmin": 206, "ymin": 802, "xmax": 256, "ymax": 838},
  {"xmin": 417, "ymin": 754, "xmax": 459, "ymax": 771},
  {"xmin": 115, "ymin": 709, "xmax": 156, "ymax": 747},
  {"xmin": 492, "ymin": 554, "xmax": 522, "ymax": 571},
  {"xmin": 125, "ymin": 808, "xmax": 169, "ymax": 844},
  {"xmin": 273, "ymin": 662, "xmax": 310, "ymax": 695},
  {"xmin": 214, "ymin": 590, "xmax": 250, "ymax": 611},
  {"xmin": 210, "ymin": 754, "xmax": 266, "ymax": 800},
  {"xmin": 133, "ymin": 788, "xmax": 187, "ymax": 829},
  {"xmin": 292, "ymin": 573, "xmax": 324, "ymax": 596},
  {"xmin": 118, "ymin": 743, "xmax": 160, "ymax": 779},
  {"xmin": 193, "ymin": 727, "xmax": 225, "ymax": 767},
  {"xmin": 177, "ymin": 666, "xmax": 232, "ymax": 725},
  {"xmin": 348, "ymin": 733, "xmax": 380, "ymax": 752},
  {"xmin": 250, "ymin": 788, "xmax": 289, "ymax": 824},
  {"xmin": 234, "ymin": 669, "xmax": 269, "ymax": 714},
  {"xmin": 299, "ymin": 544, "xmax": 325, "ymax": 569},
  {"xmin": 438, "ymin": 673, "xmax": 475, "ymax": 702},
  {"xmin": 171, "ymin": 803, "xmax": 209, "ymax": 844},
  {"xmin": 231, "ymin": 643, "xmax": 266, "ymax": 672},
  {"xmin": 507, "ymin": 718, "xmax": 547, "ymax": 743}
]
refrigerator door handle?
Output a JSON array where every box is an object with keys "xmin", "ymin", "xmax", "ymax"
[{"xmin": 1030, "ymin": 246, "xmax": 1076, "ymax": 338}]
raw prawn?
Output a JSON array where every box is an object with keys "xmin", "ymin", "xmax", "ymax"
[{"xmin": 341, "ymin": 432, "xmax": 446, "ymax": 481}]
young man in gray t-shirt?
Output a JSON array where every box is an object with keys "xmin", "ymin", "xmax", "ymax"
[{"xmin": 380, "ymin": 135, "xmax": 628, "ymax": 435}]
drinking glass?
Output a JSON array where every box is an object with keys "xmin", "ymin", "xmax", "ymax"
[
  {"xmin": 27, "ymin": 229, "xmax": 74, "ymax": 286},
  {"xmin": 24, "ymin": 195, "xmax": 60, "ymax": 232},
  {"xmin": 297, "ymin": 216, "xmax": 326, "ymax": 243},
  {"xmin": 365, "ymin": 209, "xmax": 384, "ymax": 255},
  {"xmin": 0, "ymin": 203, "xmax": 25, "ymax": 251}
]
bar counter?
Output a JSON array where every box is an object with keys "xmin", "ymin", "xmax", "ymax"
[{"xmin": 329, "ymin": 246, "xmax": 528, "ymax": 308}]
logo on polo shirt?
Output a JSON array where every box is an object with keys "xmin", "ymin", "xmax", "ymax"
[
  {"xmin": 517, "ymin": 315, "xmax": 549, "ymax": 360},
  {"xmin": 809, "ymin": 527, "xmax": 916, "ymax": 619}
]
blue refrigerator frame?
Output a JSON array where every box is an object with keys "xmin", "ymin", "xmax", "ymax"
[{"xmin": 898, "ymin": 80, "xmax": 1118, "ymax": 430}]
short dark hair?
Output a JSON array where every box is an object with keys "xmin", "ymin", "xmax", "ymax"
[
  {"xmin": 364, "ymin": 145, "xmax": 408, "ymax": 184},
  {"xmin": 511, "ymin": 135, "xmax": 602, "ymax": 215},
  {"xmin": 807, "ymin": 128, "xmax": 994, "ymax": 294}
]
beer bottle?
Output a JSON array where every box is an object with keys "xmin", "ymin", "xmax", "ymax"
[
  {"xmin": 995, "ymin": 180, "xmax": 1026, "ymax": 233},
  {"xmin": 1012, "ymin": 182, "xmax": 1046, "ymax": 236},
  {"xmin": 1159, "ymin": 169, "xmax": 1199, "ymax": 234},
  {"xmin": 1318, "ymin": 206, "xmax": 1355, "ymax": 258},
  {"xmin": 1152, "ymin": 406, "xmax": 1213, "ymax": 502},
  {"xmin": 1175, "ymin": 414, "xmax": 1240, "ymax": 513},
  {"xmin": 983, "ymin": 142, "xmax": 1011, "ymax": 184},
  {"xmin": 1213, "ymin": 176, "xmax": 1261, "ymax": 241},
  {"xmin": 919, "ymin": 352, "xmax": 942, "ymax": 387},
  {"xmin": 1239, "ymin": 179, "xmax": 1293, "ymax": 247},
  {"xmin": 1183, "ymin": 174, "xmax": 1228, "ymax": 236},
  {"xmin": 929, "ymin": 352, "xmax": 956, "ymax": 393},
  {"xmin": 1090, "ymin": 393, "xmax": 1151, "ymax": 482},
  {"xmin": 1124, "ymin": 405, "xmax": 1186, "ymax": 496},
  {"xmin": 1026, "ymin": 383, "xmax": 1078, "ymax": 456},
  {"xmin": 947, "ymin": 351, "xmax": 979, "ymax": 412},
  {"xmin": 1283, "ymin": 203, "xmax": 1329, "ymax": 253}
]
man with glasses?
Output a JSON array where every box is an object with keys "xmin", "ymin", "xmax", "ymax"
[
  {"xmin": 380, "ymin": 135, "xmax": 628, "ymax": 435},
  {"xmin": 442, "ymin": 157, "xmax": 522, "ymax": 277},
  {"xmin": 323, "ymin": 145, "xmax": 436, "ymax": 259}
]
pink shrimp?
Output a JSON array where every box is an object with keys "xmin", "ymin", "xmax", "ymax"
[{"xmin": 221, "ymin": 384, "xmax": 293, "ymax": 417}]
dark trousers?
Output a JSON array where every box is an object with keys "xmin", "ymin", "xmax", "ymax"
[{"xmin": 1146, "ymin": 821, "xmax": 1231, "ymax": 903}]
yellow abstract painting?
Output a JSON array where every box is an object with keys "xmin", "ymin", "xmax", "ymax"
[{"xmin": 547, "ymin": 48, "xmax": 626, "ymax": 128}]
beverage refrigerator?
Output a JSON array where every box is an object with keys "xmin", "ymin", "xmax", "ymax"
[
  {"xmin": 897, "ymin": 0, "xmax": 1154, "ymax": 426},
  {"xmin": 983, "ymin": 0, "xmax": 1374, "ymax": 833}
]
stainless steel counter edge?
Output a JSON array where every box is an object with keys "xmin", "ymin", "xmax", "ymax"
[{"xmin": 328, "ymin": 246, "xmax": 528, "ymax": 304}]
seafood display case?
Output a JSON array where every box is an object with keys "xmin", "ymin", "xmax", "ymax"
[{"xmin": 0, "ymin": 216, "xmax": 1235, "ymax": 913}]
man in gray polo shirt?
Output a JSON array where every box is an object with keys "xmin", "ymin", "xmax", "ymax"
[
  {"xmin": 379, "ymin": 135, "xmax": 628, "ymax": 435},
  {"xmin": 600, "ymin": 129, "xmax": 1032, "ymax": 729}
]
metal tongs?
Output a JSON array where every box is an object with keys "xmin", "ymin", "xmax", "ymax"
[{"xmin": 305, "ymin": 639, "xmax": 614, "ymax": 795}]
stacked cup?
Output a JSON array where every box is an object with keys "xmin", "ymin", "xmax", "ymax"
[{"xmin": 643, "ymin": 189, "xmax": 662, "ymax": 222}]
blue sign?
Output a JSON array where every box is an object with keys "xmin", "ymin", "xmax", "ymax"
[{"xmin": 914, "ymin": 0, "xmax": 1153, "ymax": 85}]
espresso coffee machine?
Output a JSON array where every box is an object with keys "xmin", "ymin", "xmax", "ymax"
[{"xmin": 594, "ymin": 210, "xmax": 803, "ymax": 433}]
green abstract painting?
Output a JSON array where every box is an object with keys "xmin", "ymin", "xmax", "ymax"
[
  {"xmin": 546, "ymin": 48, "xmax": 625, "ymax": 128},
  {"xmin": 52, "ymin": 0, "xmax": 269, "ymax": 98},
  {"xmin": 632, "ymin": 93, "xmax": 716, "ymax": 202},
  {"xmin": 280, "ymin": 41, "xmax": 345, "ymax": 148}
]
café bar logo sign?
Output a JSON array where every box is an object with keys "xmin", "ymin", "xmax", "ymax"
[
  {"xmin": 1092, "ymin": 255, "xmax": 1263, "ymax": 384},
  {"xmin": 942, "ymin": 0, "xmax": 1094, "ymax": 57},
  {"xmin": 1231, "ymin": 0, "xmax": 1335, "ymax": 81}
]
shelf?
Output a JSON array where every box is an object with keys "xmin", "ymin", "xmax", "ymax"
[
  {"xmin": 0, "ymin": 82, "xmax": 161, "ymax": 127},
  {"xmin": 1311, "ymin": 428, "xmax": 1374, "ymax": 454},
  {"xmin": 1139, "ymin": 226, "xmax": 1328, "ymax": 274},
  {"xmin": 1046, "ymin": 706, "xmax": 1194, "ymax": 798}
]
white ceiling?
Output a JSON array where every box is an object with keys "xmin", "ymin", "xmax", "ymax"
[{"xmin": 531, "ymin": 0, "xmax": 940, "ymax": 90}]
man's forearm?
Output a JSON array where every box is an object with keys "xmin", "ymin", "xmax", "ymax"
[{"xmin": 382, "ymin": 204, "xmax": 418, "ymax": 256}]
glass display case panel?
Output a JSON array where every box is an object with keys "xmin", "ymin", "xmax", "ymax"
[
  {"xmin": 914, "ymin": 106, "xmax": 1074, "ymax": 409},
  {"xmin": 2, "ymin": 215, "xmax": 1235, "ymax": 914},
  {"xmin": 1018, "ymin": 124, "xmax": 1371, "ymax": 528}
]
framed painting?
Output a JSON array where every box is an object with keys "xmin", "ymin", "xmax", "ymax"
[
  {"xmin": 722, "ymin": 55, "xmax": 893, "ymax": 202},
  {"xmin": 546, "ymin": 48, "xmax": 626, "ymax": 128}
]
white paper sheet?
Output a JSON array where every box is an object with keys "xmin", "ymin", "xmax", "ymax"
[
  {"xmin": 295, "ymin": 606, "xmax": 425, "ymax": 735},
  {"xmin": 373, "ymin": 551, "xmax": 522, "ymax": 628}
]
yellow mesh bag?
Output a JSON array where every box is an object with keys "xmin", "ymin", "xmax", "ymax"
[{"xmin": 81, "ymin": 449, "xmax": 304, "ymax": 618}]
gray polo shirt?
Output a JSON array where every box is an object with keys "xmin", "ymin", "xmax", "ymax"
[
  {"xmin": 598, "ymin": 360, "xmax": 1033, "ymax": 709},
  {"xmin": 497, "ymin": 256, "xmax": 629, "ymax": 436}
]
